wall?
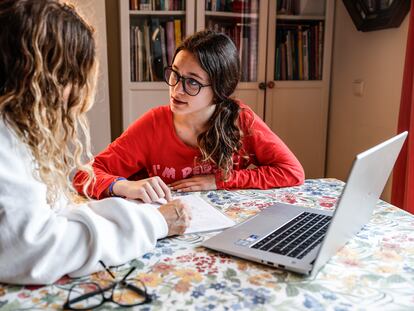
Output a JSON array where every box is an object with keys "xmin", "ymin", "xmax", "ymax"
[
  {"xmin": 327, "ymin": 1, "xmax": 409, "ymax": 202},
  {"xmin": 72, "ymin": 0, "xmax": 111, "ymax": 154}
]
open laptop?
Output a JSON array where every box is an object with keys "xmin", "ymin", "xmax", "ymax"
[{"xmin": 202, "ymin": 131, "xmax": 408, "ymax": 277}]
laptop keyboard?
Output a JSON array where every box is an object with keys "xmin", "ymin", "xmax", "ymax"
[{"xmin": 251, "ymin": 212, "xmax": 332, "ymax": 259}]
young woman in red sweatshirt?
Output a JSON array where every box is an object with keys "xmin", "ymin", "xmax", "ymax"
[{"xmin": 74, "ymin": 30, "xmax": 305, "ymax": 203}]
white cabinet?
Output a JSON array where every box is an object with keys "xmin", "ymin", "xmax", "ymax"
[
  {"xmin": 265, "ymin": 0, "xmax": 335, "ymax": 178},
  {"xmin": 119, "ymin": 0, "xmax": 334, "ymax": 178}
]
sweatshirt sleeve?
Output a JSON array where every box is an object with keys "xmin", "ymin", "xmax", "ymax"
[
  {"xmin": 215, "ymin": 107, "xmax": 305, "ymax": 190},
  {"xmin": 0, "ymin": 124, "xmax": 168, "ymax": 285},
  {"xmin": 73, "ymin": 109, "xmax": 156, "ymax": 199}
]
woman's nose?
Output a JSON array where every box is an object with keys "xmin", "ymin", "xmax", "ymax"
[{"xmin": 173, "ymin": 78, "xmax": 185, "ymax": 94}]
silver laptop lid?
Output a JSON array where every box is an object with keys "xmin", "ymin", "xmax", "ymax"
[{"xmin": 310, "ymin": 131, "xmax": 408, "ymax": 277}]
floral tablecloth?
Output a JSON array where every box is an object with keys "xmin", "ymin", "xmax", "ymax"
[{"xmin": 1, "ymin": 179, "xmax": 414, "ymax": 310}]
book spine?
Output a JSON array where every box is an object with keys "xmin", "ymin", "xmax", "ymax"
[
  {"xmin": 174, "ymin": 19, "xmax": 182, "ymax": 48},
  {"xmin": 160, "ymin": 25, "xmax": 168, "ymax": 72},
  {"xmin": 151, "ymin": 19, "xmax": 163, "ymax": 81},
  {"xmin": 143, "ymin": 21, "xmax": 152, "ymax": 81},
  {"xmin": 318, "ymin": 21, "xmax": 324, "ymax": 80},
  {"xmin": 166, "ymin": 21, "xmax": 175, "ymax": 66},
  {"xmin": 134, "ymin": 26, "xmax": 139, "ymax": 82},
  {"xmin": 137, "ymin": 26, "xmax": 144, "ymax": 81},
  {"xmin": 249, "ymin": 21, "xmax": 257, "ymax": 81},
  {"xmin": 302, "ymin": 29, "xmax": 309, "ymax": 80},
  {"xmin": 297, "ymin": 25, "xmax": 303, "ymax": 80},
  {"xmin": 139, "ymin": 0, "xmax": 151, "ymax": 10},
  {"xmin": 286, "ymin": 31, "xmax": 292, "ymax": 80},
  {"xmin": 281, "ymin": 40, "xmax": 287, "ymax": 80},
  {"xmin": 130, "ymin": 26, "xmax": 136, "ymax": 81}
]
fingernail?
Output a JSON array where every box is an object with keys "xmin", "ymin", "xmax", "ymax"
[{"xmin": 176, "ymin": 189, "xmax": 182, "ymax": 193}]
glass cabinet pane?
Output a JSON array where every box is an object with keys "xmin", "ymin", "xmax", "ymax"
[
  {"xmin": 129, "ymin": 0, "xmax": 186, "ymax": 82},
  {"xmin": 275, "ymin": 0, "xmax": 326, "ymax": 81},
  {"xmin": 204, "ymin": 0, "xmax": 259, "ymax": 82}
]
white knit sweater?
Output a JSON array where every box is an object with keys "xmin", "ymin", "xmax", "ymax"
[{"xmin": 0, "ymin": 119, "xmax": 168, "ymax": 284}]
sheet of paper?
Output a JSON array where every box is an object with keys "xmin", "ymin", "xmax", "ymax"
[{"xmin": 152, "ymin": 194, "xmax": 235, "ymax": 234}]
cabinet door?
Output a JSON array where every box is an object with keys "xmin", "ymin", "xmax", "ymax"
[
  {"xmin": 120, "ymin": 0, "xmax": 195, "ymax": 129},
  {"xmin": 196, "ymin": 0, "xmax": 268, "ymax": 119},
  {"xmin": 264, "ymin": 0, "xmax": 335, "ymax": 178}
]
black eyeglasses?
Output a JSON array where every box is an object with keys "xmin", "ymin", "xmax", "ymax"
[
  {"xmin": 164, "ymin": 66, "xmax": 211, "ymax": 96},
  {"xmin": 63, "ymin": 261, "xmax": 152, "ymax": 310}
]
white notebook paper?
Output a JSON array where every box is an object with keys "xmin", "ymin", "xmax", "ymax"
[{"xmin": 151, "ymin": 194, "xmax": 235, "ymax": 234}]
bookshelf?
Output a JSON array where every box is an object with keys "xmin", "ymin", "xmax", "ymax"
[
  {"xmin": 265, "ymin": 0, "xmax": 334, "ymax": 178},
  {"xmin": 120, "ymin": 0, "xmax": 334, "ymax": 178},
  {"xmin": 120, "ymin": 0, "xmax": 195, "ymax": 127}
]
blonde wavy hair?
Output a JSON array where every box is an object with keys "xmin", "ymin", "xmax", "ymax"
[{"xmin": 0, "ymin": 0, "xmax": 96, "ymax": 206}]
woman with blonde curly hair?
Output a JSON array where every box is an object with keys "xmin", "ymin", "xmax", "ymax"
[{"xmin": 0, "ymin": 0, "xmax": 191, "ymax": 285}]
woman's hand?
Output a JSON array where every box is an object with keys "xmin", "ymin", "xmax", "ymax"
[
  {"xmin": 112, "ymin": 177, "xmax": 172, "ymax": 203},
  {"xmin": 170, "ymin": 175, "xmax": 217, "ymax": 192},
  {"xmin": 158, "ymin": 199, "xmax": 192, "ymax": 236}
]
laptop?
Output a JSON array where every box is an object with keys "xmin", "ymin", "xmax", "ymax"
[{"xmin": 202, "ymin": 131, "xmax": 408, "ymax": 277}]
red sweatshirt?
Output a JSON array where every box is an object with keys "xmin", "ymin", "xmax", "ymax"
[{"xmin": 74, "ymin": 102, "xmax": 304, "ymax": 199}]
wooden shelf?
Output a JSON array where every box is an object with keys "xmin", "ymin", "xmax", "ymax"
[
  {"xmin": 205, "ymin": 11, "xmax": 258, "ymax": 19},
  {"xmin": 277, "ymin": 14, "xmax": 325, "ymax": 21},
  {"xmin": 129, "ymin": 10, "xmax": 186, "ymax": 16}
]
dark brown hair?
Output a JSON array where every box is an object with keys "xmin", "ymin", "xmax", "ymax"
[
  {"xmin": 173, "ymin": 30, "xmax": 243, "ymax": 179},
  {"xmin": 0, "ymin": 0, "xmax": 97, "ymax": 205}
]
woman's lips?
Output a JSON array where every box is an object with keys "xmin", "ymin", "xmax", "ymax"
[{"xmin": 171, "ymin": 97, "xmax": 187, "ymax": 105}]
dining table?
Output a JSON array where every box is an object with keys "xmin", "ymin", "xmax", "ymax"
[{"xmin": 0, "ymin": 178, "xmax": 413, "ymax": 310}]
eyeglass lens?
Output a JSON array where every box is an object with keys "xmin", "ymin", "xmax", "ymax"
[
  {"xmin": 164, "ymin": 68, "xmax": 202, "ymax": 96},
  {"xmin": 67, "ymin": 282, "xmax": 103, "ymax": 309},
  {"xmin": 113, "ymin": 282, "xmax": 148, "ymax": 306},
  {"xmin": 66, "ymin": 281, "xmax": 149, "ymax": 309}
]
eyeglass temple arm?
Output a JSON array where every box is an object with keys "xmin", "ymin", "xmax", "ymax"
[
  {"xmin": 97, "ymin": 262, "xmax": 148, "ymax": 298},
  {"xmin": 99, "ymin": 260, "xmax": 116, "ymax": 279},
  {"xmin": 121, "ymin": 266, "xmax": 136, "ymax": 282}
]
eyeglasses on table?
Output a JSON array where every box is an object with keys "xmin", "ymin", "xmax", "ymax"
[{"xmin": 63, "ymin": 261, "xmax": 152, "ymax": 310}]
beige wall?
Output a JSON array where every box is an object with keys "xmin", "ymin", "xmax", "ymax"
[
  {"xmin": 72, "ymin": 0, "xmax": 112, "ymax": 154},
  {"xmin": 327, "ymin": 1, "xmax": 409, "ymax": 202}
]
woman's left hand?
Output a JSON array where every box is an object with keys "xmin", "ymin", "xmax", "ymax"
[{"xmin": 170, "ymin": 175, "xmax": 217, "ymax": 192}]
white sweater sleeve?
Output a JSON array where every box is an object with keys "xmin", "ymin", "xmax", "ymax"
[{"xmin": 0, "ymin": 122, "xmax": 168, "ymax": 285}]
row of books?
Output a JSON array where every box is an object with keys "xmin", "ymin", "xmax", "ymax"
[
  {"xmin": 129, "ymin": 0, "xmax": 185, "ymax": 11},
  {"xmin": 206, "ymin": 18, "xmax": 258, "ymax": 82},
  {"xmin": 275, "ymin": 21, "xmax": 324, "ymax": 81},
  {"xmin": 130, "ymin": 19, "xmax": 184, "ymax": 82},
  {"xmin": 206, "ymin": 0, "xmax": 258, "ymax": 13}
]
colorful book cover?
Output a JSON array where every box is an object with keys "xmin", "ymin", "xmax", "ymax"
[
  {"xmin": 151, "ymin": 19, "xmax": 163, "ymax": 81},
  {"xmin": 297, "ymin": 25, "xmax": 303, "ymax": 80},
  {"xmin": 174, "ymin": 19, "xmax": 182, "ymax": 48},
  {"xmin": 160, "ymin": 25, "xmax": 168, "ymax": 73},
  {"xmin": 166, "ymin": 20, "xmax": 175, "ymax": 66},
  {"xmin": 130, "ymin": 26, "xmax": 136, "ymax": 81},
  {"xmin": 318, "ymin": 21, "xmax": 324, "ymax": 80},
  {"xmin": 302, "ymin": 29, "xmax": 309, "ymax": 80}
]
